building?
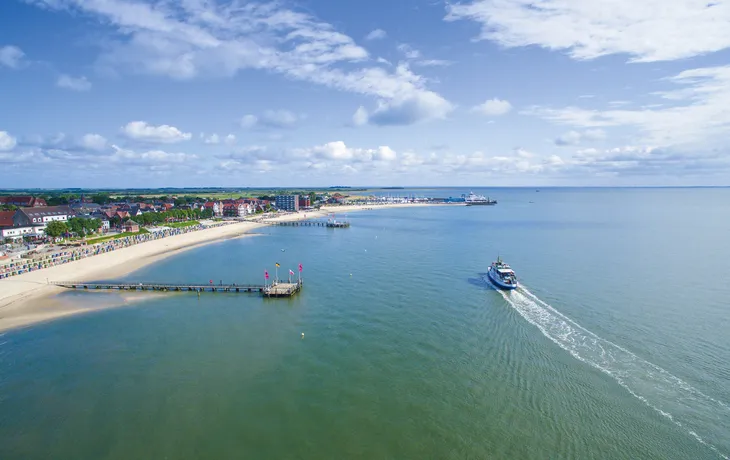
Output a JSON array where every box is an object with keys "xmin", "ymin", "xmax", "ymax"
[
  {"xmin": 276, "ymin": 195, "xmax": 300, "ymax": 212},
  {"xmin": 14, "ymin": 206, "xmax": 72, "ymax": 228},
  {"xmin": 0, "ymin": 196, "xmax": 47, "ymax": 207},
  {"xmin": 0, "ymin": 211, "xmax": 36, "ymax": 240},
  {"xmin": 204, "ymin": 201, "xmax": 223, "ymax": 217},
  {"xmin": 123, "ymin": 220, "xmax": 140, "ymax": 232},
  {"xmin": 298, "ymin": 195, "xmax": 311, "ymax": 208}
]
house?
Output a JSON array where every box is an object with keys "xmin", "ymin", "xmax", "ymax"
[
  {"xmin": 222, "ymin": 203, "xmax": 248, "ymax": 217},
  {"xmin": 0, "ymin": 195, "xmax": 48, "ymax": 208},
  {"xmin": 204, "ymin": 201, "xmax": 223, "ymax": 217},
  {"xmin": 299, "ymin": 196, "xmax": 311, "ymax": 208},
  {"xmin": 123, "ymin": 220, "xmax": 140, "ymax": 232},
  {"xmin": 0, "ymin": 211, "xmax": 36, "ymax": 239}
]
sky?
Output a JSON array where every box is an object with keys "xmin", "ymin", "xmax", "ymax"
[{"xmin": 1, "ymin": 0, "xmax": 730, "ymax": 188}]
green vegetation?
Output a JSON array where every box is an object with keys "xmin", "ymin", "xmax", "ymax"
[
  {"xmin": 165, "ymin": 220, "xmax": 200, "ymax": 228},
  {"xmin": 45, "ymin": 221, "xmax": 68, "ymax": 238},
  {"xmin": 135, "ymin": 209, "xmax": 212, "ymax": 225},
  {"xmin": 85, "ymin": 229, "xmax": 150, "ymax": 245}
]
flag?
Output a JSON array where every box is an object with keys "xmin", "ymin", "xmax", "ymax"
[
  {"xmin": 289, "ymin": 269, "xmax": 295, "ymax": 275},
  {"xmin": 265, "ymin": 271, "xmax": 269, "ymax": 280},
  {"xmin": 275, "ymin": 263, "xmax": 280, "ymax": 267},
  {"xmin": 298, "ymin": 263, "xmax": 303, "ymax": 272}
]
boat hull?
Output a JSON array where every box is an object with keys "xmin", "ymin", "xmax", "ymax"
[{"xmin": 487, "ymin": 267, "xmax": 518, "ymax": 290}]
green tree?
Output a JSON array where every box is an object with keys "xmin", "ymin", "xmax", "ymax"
[
  {"xmin": 91, "ymin": 193, "xmax": 111, "ymax": 205},
  {"xmin": 45, "ymin": 221, "xmax": 69, "ymax": 238},
  {"xmin": 67, "ymin": 217, "xmax": 84, "ymax": 236},
  {"xmin": 308, "ymin": 192, "xmax": 317, "ymax": 205}
]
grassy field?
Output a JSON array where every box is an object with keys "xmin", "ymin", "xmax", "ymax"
[
  {"xmin": 165, "ymin": 221, "xmax": 200, "ymax": 228},
  {"xmin": 85, "ymin": 229, "xmax": 150, "ymax": 244}
]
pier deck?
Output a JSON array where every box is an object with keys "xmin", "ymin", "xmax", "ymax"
[
  {"xmin": 51, "ymin": 280, "xmax": 303, "ymax": 297},
  {"xmin": 266, "ymin": 220, "xmax": 350, "ymax": 228}
]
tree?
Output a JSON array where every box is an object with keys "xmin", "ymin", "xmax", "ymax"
[
  {"xmin": 45, "ymin": 221, "xmax": 69, "ymax": 238},
  {"xmin": 67, "ymin": 217, "xmax": 84, "ymax": 236},
  {"xmin": 308, "ymin": 192, "xmax": 317, "ymax": 205},
  {"xmin": 91, "ymin": 193, "xmax": 111, "ymax": 205}
]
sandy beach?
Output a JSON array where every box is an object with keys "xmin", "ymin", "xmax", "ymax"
[{"xmin": 0, "ymin": 203, "xmax": 447, "ymax": 332}]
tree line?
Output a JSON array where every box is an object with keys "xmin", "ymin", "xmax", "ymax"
[{"xmin": 45, "ymin": 218, "xmax": 103, "ymax": 238}]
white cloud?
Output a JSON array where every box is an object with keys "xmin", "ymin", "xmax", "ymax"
[
  {"xmin": 555, "ymin": 129, "xmax": 605, "ymax": 146},
  {"xmin": 110, "ymin": 145, "xmax": 198, "ymax": 164},
  {"xmin": 0, "ymin": 45, "xmax": 25, "ymax": 69},
  {"xmin": 472, "ymin": 98, "xmax": 512, "ymax": 116},
  {"xmin": 31, "ymin": 0, "xmax": 449, "ymax": 126},
  {"xmin": 80, "ymin": 133, "xmax": 107, "ymax": 151},
  {"xmin": 121, "ymin": 121, "xmax": 192, "ymax": 143},
  {"xmin": 0, "ymin": 131, "xmax": 17, "ymax": 151},
  {"xmin": 240, "ymin": 110, "xmax": 300, "ymax": 129},
  {"xmin": 240, "ymin": 115, "xmax": 258, "ymax": 129},
  {"xmin": 397, "ymin": 44, "xmax": 421, "ymax": 60},
  {"xmin": 415, "ymin": 59, "xmax": 452, "ymax": 67},
  {"xmin": 365, "ymin": 29, "xmax": 387, "ymax": 41},
  {"xmin": 201, "ymin": 133, "xmax": 236, "ymax": 145},
  {"xmin": 57, "ymin": 74, "xmax": 92, "ymax": 91},
  {"xmin": 353, "ymin": 91, "xmax": 453, "ymax": 126},
  {"xmin": 530, "ymin": 65, "xmax": 730, "ymax": 147},
  {"xmin": 446, "ymin": 0, "xmax": 730, "ymax": 62}
]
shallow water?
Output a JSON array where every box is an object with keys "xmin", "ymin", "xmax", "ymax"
[{"xmin": 1, "ymin": 188, "xmax": 728, "ymax": 459}]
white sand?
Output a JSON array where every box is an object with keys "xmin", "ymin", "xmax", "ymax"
[{"xmin": 0, "ymin": 202, "xmax": 448, "ymax": 332}]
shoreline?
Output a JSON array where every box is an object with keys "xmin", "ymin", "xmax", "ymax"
[{"xmin": 0, "ymin": 203, "xmax": 448, "ymax": 332}]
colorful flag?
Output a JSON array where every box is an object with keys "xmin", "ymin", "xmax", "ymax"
[
  {"xmin": 289, "ymin": 269, "xmax": 295, "ymax": 275},
  {"xmin": 265, "ymin": 271, "xmax": 269, "ymax": 279},
  {"xmin": 275, "ymin": 263, "xmax": 280, "ymax": 267},
  {"xmin": 298, "ymin": 263, "xmax": 303, "ymax": 272}
]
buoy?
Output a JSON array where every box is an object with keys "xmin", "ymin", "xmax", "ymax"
[
  {"xmin": 301, "ymin": 332, "xmax": 304, "ymax": 338},
  {"xmin": 350, "ymin": 273, "xmax": 353, "ymax": 277}
]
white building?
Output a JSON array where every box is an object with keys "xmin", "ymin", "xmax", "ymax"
[{"xmin": 12, "ymin": 206, "xmax": 73, "ymax": 236}]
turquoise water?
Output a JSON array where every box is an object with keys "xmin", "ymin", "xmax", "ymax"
[{"xmin": 1, "ymin": 188, "xmax": 729, "ymax": 459}]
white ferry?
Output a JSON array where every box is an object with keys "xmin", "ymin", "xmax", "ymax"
[
  {"xmin": 487, "ymin": 256, "xmax": 518, "ymax": 290},
  {"xmin": 464, "ymin": 191, "xmax": 497, "ymax": 206}
]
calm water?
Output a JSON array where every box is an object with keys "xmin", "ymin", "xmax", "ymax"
[{"xmin": 1, "ymin": 188, "xmax": 729, "ymax": 459}]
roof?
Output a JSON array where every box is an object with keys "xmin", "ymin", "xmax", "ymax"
[
  {"xmin": 0, "ymin": 211, "xmax": 15, "ymax": 227},
  {"xmin": 18, "ymin": 206, "xmax": 72, "ymax": 218},
  {"xmin": 124, "ymin": 220, "xmax": 139, "ymax": 225}
]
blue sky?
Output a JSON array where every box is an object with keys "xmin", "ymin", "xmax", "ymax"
[{"xmin": 1, "ymin": 0, "xmax": 730, "ymax": 187}]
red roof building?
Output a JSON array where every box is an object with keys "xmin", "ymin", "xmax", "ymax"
[{"xmin": 0, "ymin": 196, "xmax": 47, "ymax": 207}]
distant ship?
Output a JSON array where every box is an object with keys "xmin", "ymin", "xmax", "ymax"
[
  {"xmin": 487, "ymin": 256, "xmax": 518, "ymax": 290},
  {"xmin": 464, "ymin": 191, "xmax": 497, "ymax": 206}
]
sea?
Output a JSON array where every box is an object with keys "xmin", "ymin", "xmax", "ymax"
[{"xmin": 1, "ymin": 187, "xmax": 729, "ymax": 460}]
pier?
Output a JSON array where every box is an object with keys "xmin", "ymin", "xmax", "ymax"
[
  {"xmin": 50, "ymin": 280, "xmax": 303, "ymax": 298},
  {"xmin": 267, "ymin": 220, "xmax": 350, "ymax": 228}
]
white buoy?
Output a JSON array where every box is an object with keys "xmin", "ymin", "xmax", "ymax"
[{"xmin": 301, "ymin": 332, "xmax": 304, "ymax": 338}]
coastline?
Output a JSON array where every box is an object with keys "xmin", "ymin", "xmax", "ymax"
[{"xmin": 0, "ymin": 203, "xmax": 448, "ymax": 332}]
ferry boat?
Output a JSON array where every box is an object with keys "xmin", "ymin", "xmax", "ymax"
[
  {"xmin": 464, "ymin": 191, "xmax": 497, "ymax": 206},
  {"xmin": 487, "ymin": 256, "xmax": 518, "ymax": 290}
]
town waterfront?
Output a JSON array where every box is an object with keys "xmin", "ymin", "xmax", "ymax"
[{"xmin": 1, "ymin": 188, "xmax": 729, "ymax": 459}]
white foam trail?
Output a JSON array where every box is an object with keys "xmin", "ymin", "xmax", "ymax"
[{"xmin": 500, "ymin": 287, "xmax": 730, "ymax": 459}]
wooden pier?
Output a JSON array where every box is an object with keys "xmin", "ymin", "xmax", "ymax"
[
  {"xmin": 50, "ymin": 280, "xmax": 303, "ymax": 298},
  {"xmin": 267, "ymin": 220, "xmax": 350, "ymax": 228}
]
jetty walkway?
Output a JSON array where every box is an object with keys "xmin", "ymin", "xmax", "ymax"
[
  {"xmin": 266, "ymin": 220, "xmax": 350, "ymax": 228},
  {"xmin": 51, "ymin": 280, "xmax": 303, "ymax": 298}
]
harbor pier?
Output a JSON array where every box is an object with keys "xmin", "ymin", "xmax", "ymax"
[{"xmin": 50, "ymin": 279, "xmax": 303, "ymax": 298}]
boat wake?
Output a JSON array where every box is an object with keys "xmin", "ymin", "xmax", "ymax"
[{"xmin": 500, "ymin": 287, "xmax": 730, "ymax": 459}]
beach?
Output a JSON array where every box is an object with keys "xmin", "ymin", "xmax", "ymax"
[{"xmin": 0, "ymin": 203, "xmax": 444, "ymax": 332}]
